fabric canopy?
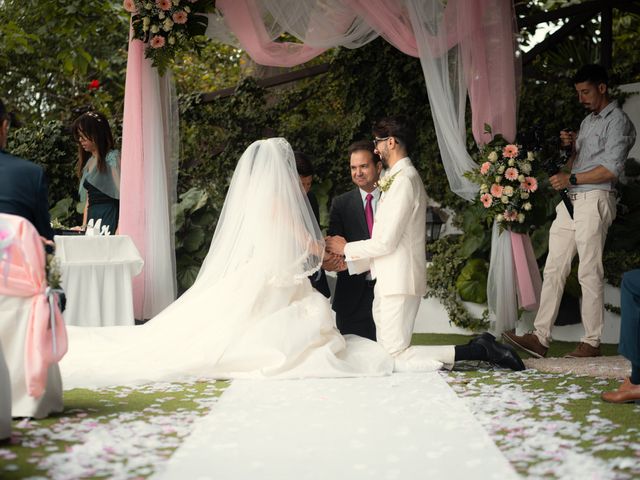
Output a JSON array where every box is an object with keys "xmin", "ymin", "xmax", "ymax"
[{"xmin": 120, "ymin": 0, "xmax": 523, "ymax": 327}]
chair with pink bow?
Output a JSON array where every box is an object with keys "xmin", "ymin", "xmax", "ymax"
[{"xmin": 0, "ymin": 213, "xmax": 67, "ymax": 418}]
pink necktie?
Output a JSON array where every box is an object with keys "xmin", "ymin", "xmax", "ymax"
[{"xmin": 365, "ymin": 193, "xmax": 374, "ymax": 237}]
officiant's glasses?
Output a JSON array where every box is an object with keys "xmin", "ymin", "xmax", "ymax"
[{"xmin": 373, "ymin": 136, "xmax": 391, "ymax": 148}]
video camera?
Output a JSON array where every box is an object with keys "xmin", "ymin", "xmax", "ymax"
[{"xmin": 519, "ymin": 125, "xmax": 574, "ymax": 219}]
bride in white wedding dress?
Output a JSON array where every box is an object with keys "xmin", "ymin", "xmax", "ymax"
[{"xmin": 61, "ymin": 138, "xmax": 398, "ymax": 389}]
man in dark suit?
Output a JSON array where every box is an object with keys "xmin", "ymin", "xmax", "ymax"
[
  {"xmin": 325, "ymin": 140, "xmax": 382, "ymax": 341},
  {"xmin": 0, "ymin": 99, "xmax": 53, "ymax": 240},
  {"xmin": 294, "ymin": 150, "xmax": 331, "ymax": 298}
]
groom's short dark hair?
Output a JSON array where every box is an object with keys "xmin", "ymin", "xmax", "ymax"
[{"xmin": 372, "ymin": 116, "xmax": 415, "ymax": 153}]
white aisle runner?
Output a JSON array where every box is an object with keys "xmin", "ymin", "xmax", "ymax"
[{"xmin": 155, "ymin": 372, "xmax": 518, "ymax": 480}]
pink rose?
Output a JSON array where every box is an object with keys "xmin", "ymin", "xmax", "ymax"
[
  {"xmin": 504, "ymin": 167, "xmax": 519, "ymax": 181},
  {"xmin": 172, "ymin": 11, "xmax": 188, "ymax": 24},
  {"xmin": 480, "ymin": 162, "xmax": 491, "ymax": 175},
  {"xmin": 521, "ymin": 176, "xmax": 538, "ymax": 193},
  {"xmin": 490, "ymin": 184, "xmax": 504, "ymax": 198},
  {"xmin": 480, "ymin": 193, "xmax": 493, "ymax": 208},
  {"xmin": 156, "ymin": 0, "xmax": 172, "ymax": 11},
  {"xmin": 150, "ymin": 35, "xmax": 166, "ymax": 48},
  {"xmin": 123, "ymin": 0, "xmax": 137, "ymax": 13},
  {"xmin": 502, "ymin": 144, "xmax": 519, "ymax": 159}
]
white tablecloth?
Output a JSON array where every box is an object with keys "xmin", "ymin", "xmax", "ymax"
[{"xmin": 55, "ymin": 235, "xmax": 144, "ymax": 327}]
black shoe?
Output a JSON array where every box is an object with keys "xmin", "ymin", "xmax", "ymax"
[{"xmin": 474, "ymin": 332, "xmax": 526, "ymax": 371}]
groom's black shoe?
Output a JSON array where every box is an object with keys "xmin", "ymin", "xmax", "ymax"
[{"xmin": 472, "ymin": 332, "xmax": 526, "ymax": 371}]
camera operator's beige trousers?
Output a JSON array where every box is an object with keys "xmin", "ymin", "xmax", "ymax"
[{"xmin": 533, "ymin": 190, "xmax": 616, "ymax": 347}]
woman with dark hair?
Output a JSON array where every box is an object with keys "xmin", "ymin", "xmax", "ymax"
[{"xmin": 72, "ymin": 111, "xmax": 120, "ymax": 234}]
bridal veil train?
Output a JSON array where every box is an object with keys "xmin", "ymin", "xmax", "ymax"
[{"xmin": 61, "ymin": 138, "xmax": 395, "ymax": 388}]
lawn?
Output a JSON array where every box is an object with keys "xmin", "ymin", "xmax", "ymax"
[{"xmin": 1, "ymin": 334, "xmax": 638, "ymax": 479}]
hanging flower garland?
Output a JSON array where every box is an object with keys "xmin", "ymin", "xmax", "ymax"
[{"xmin": 124, "ymin": 0, "xmax": 213, "ymax": 75}]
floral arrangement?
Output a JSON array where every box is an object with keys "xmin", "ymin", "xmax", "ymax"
[
  {"xmin": 465, "ymin": 130, "xmax": 539, "ymax": 233},
  {"xmin": 124, "ymin": 0, "xmax": 213, "ymax": 75}
]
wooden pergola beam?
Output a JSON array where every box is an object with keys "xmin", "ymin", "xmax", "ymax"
[{"xmin": 200, "ymin": 63, "xmax": 330, "ymax": 103}]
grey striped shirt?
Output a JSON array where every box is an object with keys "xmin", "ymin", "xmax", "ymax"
[{"xmin": 572, "ymin": 100, "xmax": 636, "ymax": 193}]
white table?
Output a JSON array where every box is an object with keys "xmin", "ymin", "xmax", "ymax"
[{"xmin": 54, "ymin": 235, "xmax": 144, "ymax": 327}]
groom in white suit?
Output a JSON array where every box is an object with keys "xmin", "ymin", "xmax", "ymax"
[{"xmin": 327, "ymin": 117, "xmax": 525, "ymax": 371}]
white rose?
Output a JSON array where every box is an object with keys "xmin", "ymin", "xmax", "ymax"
[
  {"xmin": 508, "ymin": 159, "xmax": 515, "ymax": 166},
  {"xmin": 498, "ymin": 166, "xmax": 505, "ymax": 174},
  {"xmin": 150, "ymin": 24, "xmax": 160, "ymax": 33},
  {"xmin": 518, "ymin": 213, "xmax": 525, "ymax": 223},
  {"xmin": 495, "ymin": 176, "xmax": 502, "ymax": 183},
  {"xmin": 523, "ymin": 202, "xmax": 532, "ymax": 211},
  {"xmin": 527, "ymin": 151, "xmax": 535, "ymax": 161},
  {"xmin": 518, "ymin": 174, "xmax": 525, "ymax": 182},
  {"xmin": 504, "ymin": 186, "xmax": 514, "ymax": 197},
  {"xmin": 159, "ymin": 11, "xmax": 165, "ymax": 19},
  {"xmin": 496, "ymin": 214, "xmax": 504, "ymax": 223},
  {"xmin": 480, "ymin": 184, "xmax": 488, "ymax": 193},
  {"xmin": 143, "ymin": 17, "xmax": 150, "ymax": 26},
  {"xmin": 488, "ymin": 151, "xmax": 498, "ymax": 162},
  {"xmin": 163, "ymin": 18, "xmax": 174, "ymax": 30},
  {"xmin": 521, "ymin": 192, "xmax": 529, "ymax": 199},
  {"xmin": 168, "ymin": 35, "xmax": 176, "ymax": 45},
  {"xmin": 184, "ymin": 5, "xmax": 191, "ymax": 12},
  {"xmin": 501, "ymin": 196, "xmax": 509, "ymax": 204},
  {"xmin": 145, "ymin": 2, "xmax": 152, "ymax": 9},
  {"xmin": 521, "ymin": 163, "xmax": 531, "ymax": 174}
]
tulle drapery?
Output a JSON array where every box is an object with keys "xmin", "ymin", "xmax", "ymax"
[{"xmin": 120, "ymin": 33, "xmax": 177, "ymax": 320}]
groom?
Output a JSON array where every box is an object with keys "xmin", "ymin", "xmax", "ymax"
[{"xmin": 326, "ymin": 116, "xmax": 524, "ymax": 371}]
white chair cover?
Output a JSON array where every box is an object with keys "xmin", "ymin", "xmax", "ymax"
[
  {"xmin": 0, "ymin": 342, "xmax": 11, "ymax": 439},
  {"xmin": 0, "ymin": 295, "xmax": 63, "ymax": 419}
]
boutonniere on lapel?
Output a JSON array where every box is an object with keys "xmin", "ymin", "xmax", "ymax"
[{"xmin": 376, "ymin": 171, "xmax": 400, "ymax": 193}]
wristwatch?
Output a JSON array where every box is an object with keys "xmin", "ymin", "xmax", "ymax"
[{"xmin": 569, "ymin": 173, "xmax": 578, "ymax": 186}]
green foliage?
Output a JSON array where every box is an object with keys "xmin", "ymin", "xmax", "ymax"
[
  {"xmin": 7, "ymin": 120, "xmax": 80, "ymax": 218},
  {"xmin": 0, "ymin": 0, "xmax": 129, "ymax": 122},
  {"xmin": 426, "ymin": 236, "xmax": 489, "ymax": 331},
  {"xmin": 173, "ymin": 187, "xmax": 218, "ymax": 293},
  {"xmin": 456, "ymin": 259, "xmax": 489, "ymax": 304}
]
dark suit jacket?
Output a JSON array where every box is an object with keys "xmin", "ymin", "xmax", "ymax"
[
  {"xmin": 307, "ymin": 190, "xmax": 331, "ymax": 298},
  {"xmin": 0, "ymin": 150, "xmax": 53, "ymax": 240},
  {"xmin": 328, "ymin": 188, "xmax": 372, "ymax": 317}
]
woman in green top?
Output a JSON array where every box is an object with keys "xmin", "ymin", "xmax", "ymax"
[{"xmin": 72, "ymin": 111, "xmax": 120, "ymax": 234}]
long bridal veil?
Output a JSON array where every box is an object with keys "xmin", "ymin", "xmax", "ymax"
[{"xmin": 61, "ymin": 138, "xmax": 393, "ymax": 389}]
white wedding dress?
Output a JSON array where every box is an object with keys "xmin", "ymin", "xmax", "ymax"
[{"xmin": 61, "ymin": 138, "xmax": 395, "ymax": 389}]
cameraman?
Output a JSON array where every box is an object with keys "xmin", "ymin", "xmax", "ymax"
[{"xmin": 505, "ymin": 64, "xmax": 636, "ymax": 358}]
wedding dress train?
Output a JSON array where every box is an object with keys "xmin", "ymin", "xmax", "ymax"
[{"xmin": 61, "ymin": 138, "xmax": 397, "ymax": 389}]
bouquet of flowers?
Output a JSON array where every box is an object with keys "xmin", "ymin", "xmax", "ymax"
[
  {"xmin": 465, "ymin": 130, "xmax": 539, "ymax": 233},
  {"xmin": 124, "ymin": 0, "xmax": 213, "ymax": 74}
]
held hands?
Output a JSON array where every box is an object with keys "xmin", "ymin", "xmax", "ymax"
[
  {"xmin": 322, "ymin": 252, "xmax": 347, "ymax": 272},
  {"xmin": 325, "ymin": 235, "xmax": 347, "ymax": 256}
]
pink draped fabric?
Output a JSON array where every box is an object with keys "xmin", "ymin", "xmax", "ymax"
[
  {"xmin": 217, "ymin": 0, "xmax": 328, "ymax": 67},
  {"xmin": 0, "ymin": 214, "xmax": 67, "ymax": 398},
  {"xmin": 510, "ymin": 232, "xmax": 542, "ymax": 311},
  {"xmin": 120, "ymin": 34, "xmax": 147, "ymax": 318}
]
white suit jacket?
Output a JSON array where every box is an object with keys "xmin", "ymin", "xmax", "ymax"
[{"xmin": 344, "ymin": 157, "xmax": 427, "ymax": 297}]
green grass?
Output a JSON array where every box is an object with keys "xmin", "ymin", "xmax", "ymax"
[{"xmin": 0, "ymin": 334, "xmax": 636, "ymax": 479}]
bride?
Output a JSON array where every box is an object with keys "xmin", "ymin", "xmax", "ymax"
[{"xmin": 61, "ymin": 138, "xmax": 417, "ymax": 389}]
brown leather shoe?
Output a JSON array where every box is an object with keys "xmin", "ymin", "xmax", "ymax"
[
  {"xmin": 565, "ymin": 342, "xmax": 601, "ymax": 358},
  {"xmin": 601, "ymin": 377, "xmax": 640, "ymax": 404},
  {"xmin": 502, "ymin": 331, "xmax": 547, "ymax": 358}
]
